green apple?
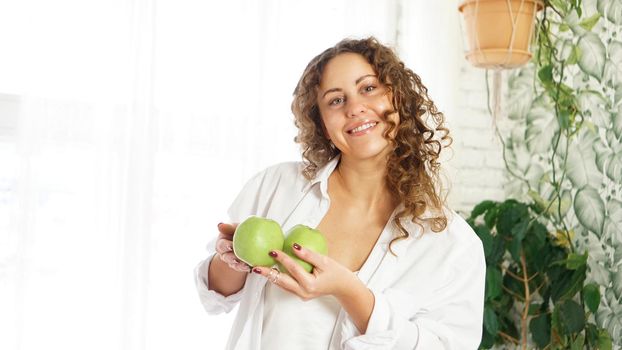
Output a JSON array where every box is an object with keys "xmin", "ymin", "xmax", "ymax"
[
  {"xmin": 233, "ymin": 216, "xmax": 285, "ymax": 267},
  {"xmin": 278, "ymin": 224, "xmax": 328, "ymax": 273}
]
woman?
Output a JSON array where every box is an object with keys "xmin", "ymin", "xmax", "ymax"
[{"xmin": 195, "ymin": 37, "xmax": 486, "ymax": 349}]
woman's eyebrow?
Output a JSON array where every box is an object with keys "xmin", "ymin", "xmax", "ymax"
[{"xmin": 321, "ymin": 74, "xmax": 377, "ymax": 99}]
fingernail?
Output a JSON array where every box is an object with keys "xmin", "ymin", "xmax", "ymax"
[
  {"xmin": 293, "ymin": 243, "xmax": 301, "ymax": 250},
  {"xmin": 234, "ymin": 258, "xmax": 241, "ymax": 263},
  {"xmin": 253, "ymin": 268, "xmax": 262, "ymax": 274},
  {"xmin": 269, "ymin": 251, "xmax": 278, "ymax": 257},
  {"xmin": 217, "ymin": 222, "xmax": 224, "ymax": 228}
]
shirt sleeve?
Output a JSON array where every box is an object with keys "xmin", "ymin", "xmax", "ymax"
[
  {"xmin": 340, "ymin": 241, "xmax": 486, "ymax": 350},
  {"xmin": 193, "ymin": 170, "xmax": 267, "ymax": 314},
  {"xmin": 193, "ymin": 251, "xmax": 247, "ymax": 314}
]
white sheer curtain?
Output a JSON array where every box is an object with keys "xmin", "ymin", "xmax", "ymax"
[{"xmin": 0, "ymin": 1, "xmax": 464, "ymax": 349}]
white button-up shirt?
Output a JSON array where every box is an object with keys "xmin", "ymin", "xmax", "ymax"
[{"xmin": 195, "ymin": 155, "xmax": 486, "ymax": 349}]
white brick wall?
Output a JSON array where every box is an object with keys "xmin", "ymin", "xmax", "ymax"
[
  {"xmin": 445, "ymin": 63, "xmax": 512, "ymax": 216},
  {"xmin": 396, "ymin": 0, "xmax": 512, "ymax": 217}
]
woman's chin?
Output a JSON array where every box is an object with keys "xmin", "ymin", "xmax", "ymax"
[{"xmin": 342, "ymin": 143, "xmax": 392, "ymax": 161}]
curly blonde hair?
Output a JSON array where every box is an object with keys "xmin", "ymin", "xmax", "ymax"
[{"xmin": 291, "ymin": 37, "xmax": 453, "ymax": 254}]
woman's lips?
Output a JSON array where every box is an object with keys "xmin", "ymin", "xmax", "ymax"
[
  {"xmin": 347, "ymin": 121, "xmax": 379, "ymax": 136},
  {"xmin": 348, "ymin": 122, "xmax": 378, "ymax": 136}
]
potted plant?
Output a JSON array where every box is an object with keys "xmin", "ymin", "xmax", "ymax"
[{"xmin": 459, "ymin": 0, "xmax": 544, "ymax": 69}]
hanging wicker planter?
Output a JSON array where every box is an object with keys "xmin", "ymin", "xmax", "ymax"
[{"xmin": 459, "ymin": 0, "xmax": 544, "ymax": 69}]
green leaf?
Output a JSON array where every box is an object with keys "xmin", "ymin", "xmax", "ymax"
[
  {"xmin": 579, "ymin": 13, "xmax": 602, "ymax": 30},
  {"xmin": 479, "ymin": 328, "xmax": 495, "ymax": 349},
  {"xmin": 485, "ymin": 267, "xmax": 502, "ymax": 300},
  {"xmin": 528, "ymin": 190, "xmax": 548, "ymax": 212},
  {"xmin": 496, "ymin": 201, "xmax": 527, "ymax": 237},
  {"xmin": 566, "ymin": 251, "xmax": 588, "ymax": 270},
  {"xmin": 530, "ymin": 313, "xmax": 551, "ymax": 348},
  {"xmin": 547, "ymin": 190, "xmax": 572, "ymax": 220},
  {"xmin": 557, "ymin": 299, "xmax": 586, "ymax": 334},
  {"xmin": 470, "ymin": 200, "xmax": 496, "ymax": 220},
  {"xmin": 560, "ymin": 22, "xmax": 570, "ymax": 32},
  {"xmin": 571, "ymin": 334, "xmax": 585, "ymax": 350},
  {"xmin": 508, "ymin": 234, "xmax": 522, "ymax": 261},
  {"xmin": 551, "ymin": 264, "xmax": 587, "ymax": 302},
  {"xmin": 583, "ymin": 283, "xmax": 601, "ymax": 314},
  {"xmin": 577, "ymin": 32, "xmax": 606, "ymax": 81},
  {"xmin": 488, "ymin": 235, "xmax": 505, "ymax": 265},
  {"xmin": 483, "ymin": 307, "xmax": 499, "ymax": 335},
  {"xmin": 574, "ymin": 185, "xmax": 606, "ymax": 237},
  {"xmin": 567, "ymin": 45, "xmax": 580, "ymax": 65},
  {"xmin": 538, "ymin": 65, "xmax": 554, "ymax": 85},
  {"xmin": 528, "ymin": 221, "xmax": 547, "ymax": 251},
  {"xmin": 484, "ymin": 205, "xmax": 498, "ymax": 229},
  {"xmin": 586, "ymin": 323, "xmax": 599, "ymax": 347},
  {"xmin": 597, "ymin": 0, "xmax": 622, "ymax": 25},
  {"xmin": 475, "ymin": 225, "xmax": 493, "ymax": 259},
  {"xmin": 598, "ymin": 328, "xmax": 613, "ymax": 350}
]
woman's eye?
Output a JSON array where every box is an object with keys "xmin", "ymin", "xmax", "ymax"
[
  {"xmin": 364, "ymin": 85, "xmax": 376, "ymax": 92},
  {"xmin": 329, "ymin": 97, "xmax": 344, "ymax": 106}
]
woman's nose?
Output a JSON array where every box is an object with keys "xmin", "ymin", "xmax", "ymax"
[{"xmin": 346, "ymin": 98, "xmax": 368, "ymax": 118}]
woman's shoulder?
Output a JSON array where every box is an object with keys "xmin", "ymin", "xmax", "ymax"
[
  {"xmin": 405, "ymin": 206, "xmax": 483, "ymax": 254},
  {"xmin": 443, "ymin": 208, "xmax": 482, "ymax": 248},
  {"xmin": 249, "ymin": 160, "xmax": 307, "ymax": 191}
]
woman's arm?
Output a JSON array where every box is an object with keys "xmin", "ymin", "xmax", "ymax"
[
  {"xmin": 340, "ymin": 241, "xmax": 486, "ymax": 349},
  {"xmin": 207, "ymin": 253, "xmax": 248, "ymax": 296},
  {"xmin": 334, "ymin": 279, "xmax": 376, "ymax": 334}
]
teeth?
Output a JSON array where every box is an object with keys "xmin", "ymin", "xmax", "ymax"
[{"xmin": 349, "ymin": 122, "xmax": 377, "ymax": 134}]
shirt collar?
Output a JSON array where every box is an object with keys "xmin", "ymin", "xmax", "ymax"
[{"xmin": 301, "ymin": 154, "xmax": 341, "ymax": 194}]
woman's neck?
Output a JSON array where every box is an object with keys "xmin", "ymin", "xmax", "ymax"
[{"xmin": 331, "ymin": 154, "xmax": 397, "ymax": 212}]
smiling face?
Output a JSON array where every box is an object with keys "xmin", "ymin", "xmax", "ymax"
[{"xmin": 316, "ymin": 53, "xmax": 399, "ymax": 161}]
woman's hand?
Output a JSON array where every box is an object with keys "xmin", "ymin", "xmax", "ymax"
[
  {"xmin": 215, "ymin": 223, "xmax": 251, "ymax": 273},
  {"xmin": 252, "ymin": 243, "xmax": 359, "ymax": 300}
]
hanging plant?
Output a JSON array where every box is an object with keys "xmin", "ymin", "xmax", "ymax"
[{"xmin": 459, "ymin": 0, "xmax": 544, "ymax": 69}]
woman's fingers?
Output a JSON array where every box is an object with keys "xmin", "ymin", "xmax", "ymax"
[
  {"xmin": 215, "ymin": 237, "xmax": 234, "ymax": 255},
  {"xmin": 217, "ymin": 222, "xmax": 238, "ymax": 236},
  {"xmin": 219, "ymin": 251, "xmax": 250, "ymax": 272},
  {"xmin": 290, "ymin": 243, "xmax": 328, "ymax": 271},
  {"xmin": 252, "ymin": 266, "xmax": 309, "ymax": 299},
  {"xmin": 272, "ymin": 250, "xmax": 312, "ymax": 284}
]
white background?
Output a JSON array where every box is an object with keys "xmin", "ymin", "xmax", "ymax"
[{"xmin": 0, "ymin": 1, "xmax": 502, "ymax": 349}]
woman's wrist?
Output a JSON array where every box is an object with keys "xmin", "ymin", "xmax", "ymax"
[
  {"xmin": 334, "ymin": 274, "xmax": 375, "ymax": 334},
  {"xmin": 207, "ymin": 253, "xmax": 248, "ymax": 296}
]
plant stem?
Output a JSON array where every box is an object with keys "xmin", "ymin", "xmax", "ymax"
[
  {"xmin": 498, "ymin": 330, "xmax": 520, "ymax": 344},
  {"xmin": 520, "ymin": 250, "xmax": 531, "ymax": 350}
]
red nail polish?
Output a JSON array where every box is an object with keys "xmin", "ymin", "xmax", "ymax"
[
  {"xmin": 269, "ymin": 251, "xmax": 278, "ymax": 257},
  {"xmin": 253, "ymin": 268, "xmax": 262, "ymax": 274},
  {"xmin": 293, "ymin": 243, "xmax": 301, "ymax": 250}
]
